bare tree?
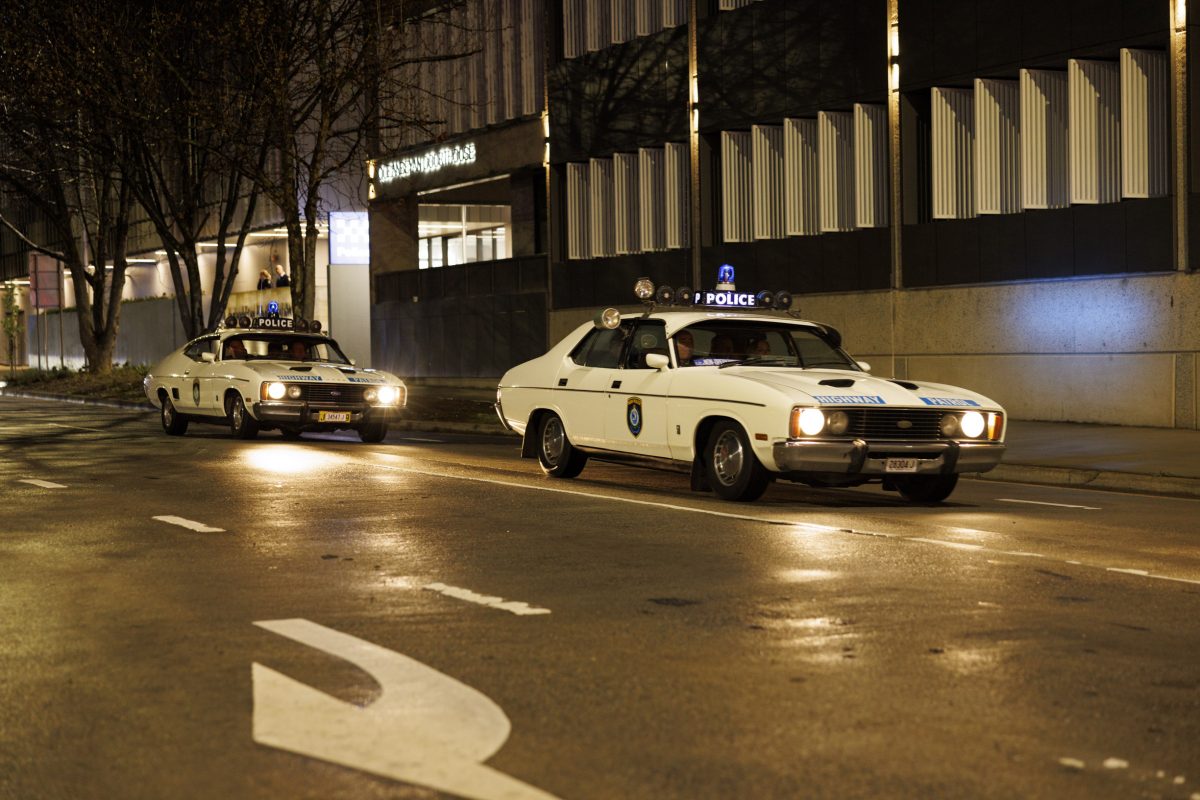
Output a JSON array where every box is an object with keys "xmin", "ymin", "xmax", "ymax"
[{"xmin": 0, "ymin": 0, "xmax": 137, "ymax": 373}]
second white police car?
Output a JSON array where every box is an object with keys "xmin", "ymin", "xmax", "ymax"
[
  {"xmin": 497, "ymin": 270, "xmax": 1006, "ymax": 503},
  {"xmin": 144, "ymin": 312, "xmax": 406, "ymax": 442}
]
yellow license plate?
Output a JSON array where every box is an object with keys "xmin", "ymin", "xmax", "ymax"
[{"xmin": 317, "ymin": 411, "xmax": 351, "ymax": 423}]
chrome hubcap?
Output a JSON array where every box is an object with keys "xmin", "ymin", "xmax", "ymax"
[
  {"xmin": 712, "ymin": 430, "xmax": 744, "ymax": 486},
  {"xmin": 163, "ymin": 404, "xmax": 173, "ymax": 425},
  {"xmin": 232, "ymin": 402, "xmax": 243, "ymax": 428},
  {"xmin": 542, "ymin": 418, "xmax": 565, "ymax": 465}
]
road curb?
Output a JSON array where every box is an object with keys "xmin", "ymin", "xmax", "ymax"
[{"xmin": 968, "ymin": 463, "xmax": 1200, "ymax": 500}]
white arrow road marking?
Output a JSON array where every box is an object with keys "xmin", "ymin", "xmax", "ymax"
[
  {"xmin": 19, "ymin": 478, "xmax": 67, "ymax": 489},
  {"xmin": 252, "ymin": 618, "xmax": 560, "ymax": 800},
  {"xmin": 152, "ymin": 515, "xmax": 225, "ymax": 533},
  {"xmin": 424, "ymin": 582, "xmax": 551, "ymax": 616}
]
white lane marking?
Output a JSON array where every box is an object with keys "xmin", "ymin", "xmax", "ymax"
[
  {"xmin": 1103, "ymin": 758, "xmax": 1129, "ymax": 770},
  {"xmin": 1107, "ymin": 567, "xmax": 1150, "ymax": 577},
  {"xmin": 997, "ymin": 498, "xmax": 1102, "ymax": 510},
  {"xmin": 1058, "ymin": 757, "xmax": 1086, "ymax": 770},
  {"xmin": 253, "ymin": 619, "xmax": 560, "ymax": 800},
  {"xmin": 910, "ymin": 537, "xmax": 984, "ymax": 552},
  {"xmin": 19, "ymin": 478, "xmax": 67, "ymax": 489},
  {"xmin": 48, "ymin": 423, "xmax": 111, "ymax": 433},
  {"xmin": 404, "ymin": 437, "xmax": 445, "ymax": 443},
  {"xmin": 364, "ymin": 460, "xmax": 1200, "ymax": 589},
  {"xmin": 152, "ymin": 515, "xmax": 225, "ymax": 533},
  {"xmin": 424, "ymin": 582, "xmax": 551, "ymax": 616}
]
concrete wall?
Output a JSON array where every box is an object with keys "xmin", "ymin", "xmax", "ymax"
[{"xmin": 550, "ymin": 271, "xmax": 1200, "ymax": 429}]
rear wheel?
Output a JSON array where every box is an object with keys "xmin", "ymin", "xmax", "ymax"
[
  {"xmin": 704, "ymin": 421, "xmax": 770, "ymax": 502},
  {"xmin": 537, "ymin": 413, "xmax": 587, "ymax": 478},
  {"xmin": 896, "ymin": 474, "xmax": 959, "ymax": 504},
  {"xmin": 358, "ymin": 422, "xmax": 388, "ymax": 443},
  {"xmin": 228, "ymin": 395, "xmax": 259, "ymax": 440},
  {"xmin": 160, "ymin": 397, "xmax": 188, "ymax": 436}
]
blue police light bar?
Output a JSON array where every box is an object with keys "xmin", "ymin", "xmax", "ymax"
[{"xmin": 267, "ymin": 300, "xmax": 280, "ymax": 315}]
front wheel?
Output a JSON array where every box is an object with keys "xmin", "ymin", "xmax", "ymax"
[
  {"xmin": 358, "ymin": 422, "xmax": 388, "ymax": 443},
  {"xmin": 896, "ymin": 474, "xmax": 959, "ymax": 504},
  {"xmin": 228, "ymin": 395, "xmax": 259, "ymax": 440},
  {"xmin": 537, "ymin": 413, "xmax": 587, "ymax": 478},
  {"xmin": 704, "ymin": 421, "xmax": 770, "ymax": 502},
  {"xmin": 161, "ymin": 397, "xmax": 188, "ymax": 436}
]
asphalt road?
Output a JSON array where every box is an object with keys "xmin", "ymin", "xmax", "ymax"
[{"xmin": 2, "ymin": 396, "xmax": 1199, "ymax": 800}]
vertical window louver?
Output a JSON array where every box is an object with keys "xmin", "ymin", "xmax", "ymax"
[
  {"xmin": 663, "ymin": 0, "xmax": 687, "ymax": 28},
  {"xmin": 974, "ymin": 79, "xmax": 1020, "ymax": 215},
  {"xmin": 502, "ymin": 0, "xmax": 521, "ymax": 121},
  {"xmin": 853, "ymin": 104, "xmax": 888, "ymax": 228},
  {"xmin": 567, "ymin": 163, "xmax": 591, "ymax": 260},
  {"xmin": 1120, "ymin": 48, "xmax": 1169, "ymax": 199},
  {"xmin": 520, "ymin": 0, "xmax": 545, "ymax": 117},
  {"xmin": 783, "ymin": 118, "xmax": 819, "ymax": 236},
  {"xmin": 614, "ymin": 153, "xmax": 641, "ymax": 254},
  {"xmin": 752, "ymin": 125, "xmax": 785, "ymax": 239},
  {"xmin": 635, "ymin": 0, "xmax": 663, "ymax": 36},
  {"xmin": 1068, "ymin": 59, "xmax": 1121, "ymax": 205},
  {"xmin": 931, "ymin": 87, "xmax": 975, "ymax": 219},
  {"xmin": 638, "ymin": 147, "xmax": 667, "ymax": 252},
  {"xmin": 589, "ymin": 158, "xmax": 616, "ymax": 257},
  {"xmin": 447, "ymin": 6, "xmax": 467, "ymax": 135},
  {"xmin": 468, "ymin": 1, "xmax": 486, "ymax": 130},
  {"xmin": 721, "ymin": 131, "xmax": 753, "ymax": 242},
  {"xmin": 611, "ymin": 0, "xmax": 636, "ymax": 44},
  {"xmin": 664, "ymin": 142, "xmax": 690, "ymax": 249},
  {"xmin": 563, "ymin": 0, "xmax": 585, "ymax": 59},
  {"xmin": 586, "ymin": 0, "xmax": 610, "ymax": 52},
  {"xmin": 485, "ymin": 0, "xmax": 506, "ymax": 126},
  {"xmin": 818, "ymin": 111, "xmax": 854, "ymax": 232},
  {"xmin": 1019, "ymin": 68, "xmax": 1068, "ymax": 209}
]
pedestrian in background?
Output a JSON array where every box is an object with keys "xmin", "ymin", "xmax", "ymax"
[
  {"xmin": 256, "ymin": 270, "xmax": 272, "ymax": 290},
  {"xmin": 273, "ymin": 264, "xmax": 290, "ymax": 288}
]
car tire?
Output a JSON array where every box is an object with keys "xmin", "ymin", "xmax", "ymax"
[
  {"xmin": 896, "ymin": 474, "xmax": 959, "ymax": 504},
  {"xmin": 228, "ymin": 395, "xmax": 259, "ymax": 440},
  {"xmin": 358, "ymin": 422, "xmax": 388, "ymax": 443},
  {"xmin": 704, "ymin": 420, "xmax": 770, "ymax": 502},
  {"xmin": 161, "ymin": 397, "xmax": 188, "ymax": 436},
  {"xmin": 537, "ymin": 413, "xmax": 587, "ymax": 478}
]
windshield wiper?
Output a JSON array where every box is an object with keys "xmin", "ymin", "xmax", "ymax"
[{"xmin": 717, "ymin": 356, "xmax": 795, "ymax": 369}]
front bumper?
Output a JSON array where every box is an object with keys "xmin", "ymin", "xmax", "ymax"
[
  {"xmin": 773, "ymin": 438, "xmax": 1006, "ymax": 476},
  {"xmin": 253, "ymin": 401, "xmax": 401, "ymax": 427}
]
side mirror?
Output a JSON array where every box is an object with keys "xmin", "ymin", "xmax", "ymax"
[
  {"xmin": 856, "ymin": 360, "xmax": 871, "ymax": 372},
  {"xmin": 646, "ymin": 353, "xmax": 670, "ymax": 370},
  {"xmin": 350, "ymin": 358, "xmax": 357, "ymax": 366},
  {"xmin": 201, "ymin": 352, "xmax": 216, "ymax": 363}
]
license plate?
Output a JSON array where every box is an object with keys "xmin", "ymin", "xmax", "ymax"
[
  {"xmin": 885, "ymin": 457, "xmax": 919, "ymax": 473},
  {"xmin": 317, "ymin": 411, "xmax": 351, "ymax": 423}
]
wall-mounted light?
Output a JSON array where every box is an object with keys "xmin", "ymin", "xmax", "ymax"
[{"xmin": 1175, "ymin": 0, "xmax": 1187, "ymax": 31}]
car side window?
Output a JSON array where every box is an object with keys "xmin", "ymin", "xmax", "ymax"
[
  {"xmin": 183, "ymin": 337, "xmax": 217, "ymax": 362},
  {"xmin": 571, "ymin": 325, "xmax": 630, "ymax": 368},
  {"xmin": 623, "ymin": 321, "xmax": 668, "ymax": 369}
]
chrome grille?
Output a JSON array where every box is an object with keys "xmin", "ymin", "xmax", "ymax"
[
  {"xmin": 298, "ymin": 384, "xmax": 367, "ymax": 404},
  {"xmin": 840, "ymin": 408, "xmax": 945, "ymax": 440}
]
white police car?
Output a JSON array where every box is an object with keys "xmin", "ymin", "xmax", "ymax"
[
  {"xmin": 496, "ymin": 271, "xmax": 1006, "ymax": 503},
  {"xmin": 144, "ymin": 313, "xmax": 406, "ymax": 442}
]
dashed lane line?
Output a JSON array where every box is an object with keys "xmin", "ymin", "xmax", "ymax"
[
  {"xmin": 997, "ymin": 498, "xmax": 1102, "ymax": 510},
  {"xmin": 152, "ymin": 515, "xmax": 225, "ymax": 533},
  {"xmin": 18, "ymin": 478, "xmax": 67, "ymax": 489},
  {"xmin": 424, "ymin": 582, "xmax": 551, "ymax": 616},
  {"xmin": 363, "ymin": 458, "xmax": 1200, "ymax": 590}
]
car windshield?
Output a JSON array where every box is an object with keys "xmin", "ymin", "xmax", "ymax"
[
  {"xmin": 222, "ymin": 335, "xmax": 351, "ymax": 365},
  {"xmin": 674, "ymin": 322, "xmax": 858, "ymax": 370}
]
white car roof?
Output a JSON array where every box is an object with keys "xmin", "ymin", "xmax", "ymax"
[{"xmin": 623, "ymin": 309, "xmax": 831, "ymax": 337}]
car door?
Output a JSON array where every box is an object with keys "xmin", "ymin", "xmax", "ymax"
[
  {"xmin": 553, "ymin": 323, "xmax": 629, "ymax": 448},
  {"xmin": 181, "ymin": 336, "xmax": 220, "ymax": 415},
  {"xmin": 604, "ymin": 320, "xmax": 672, "ymax": 458}
]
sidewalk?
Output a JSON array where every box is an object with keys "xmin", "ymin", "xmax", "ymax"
[{"xmin": 4, "ymin": 382, "xmax": 1200, "ymax": 499}]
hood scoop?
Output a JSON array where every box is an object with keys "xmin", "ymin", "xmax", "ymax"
[
  {"xmin": 336, "ymin": 367, "xmax": 357, "ymax": 375},
  {"xmin": 890, "ymin": 380, "xmax": 919, "ymax": 390},
  {"xmin": 818, "ymin": 378, "xmax": 856, "ymax": 388},
  {"xmin": 289, "ymin": 366, "xmax": 314, "ymax": 372}
]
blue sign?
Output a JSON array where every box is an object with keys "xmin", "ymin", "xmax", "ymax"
[
  {"xmin": 919, "ymin": 397, "xmax": 981, "ymax": 407},
  {"xmin": 717, "ymin": 264, "xmax": 735, "ymax": 285},
  {"xmin": 811, "ymin": 395, "xmax": 887, "ymax": 404},
  {"xmin": 694, "ymin": 290, "xmax": 758, "ymax": 307}
]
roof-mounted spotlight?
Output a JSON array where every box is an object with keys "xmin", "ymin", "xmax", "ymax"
[
  {"xmin": 594, "ymin": 307, "xmax": 621, "ymax": 329},
  {"xmin": 295, "ymin": 318, "xmax": 310, "ymax": 332},
  {"xmin": 755, "ymin": 290, "xmax": 774, "ymax": 308},
  {"xmin": 633, "ymin": 277, "xmax": 655, "ymax": 302},
  {"xmin": 310, "ymin": 320, "xmax": 322, "ymax": 333},
  {"xmin": 225, "ymin": 315, "xmax": 238, "ymax": 328},
  {"xmin": 773, "ymin": 290, "xmax": 793, "ymax": 310},
  {"xmin": 238, "ymin": 315, "xmax": 252, "ymax": 328},
  {"xmin": 675, "ymin": 286, "xmax": 694, "ymax": 305},
  {"xmin": 654, "ymin": 284, "xmax": 675, "ymax": 305}
]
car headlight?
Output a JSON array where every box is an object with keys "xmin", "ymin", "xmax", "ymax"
[
  {"xmin": 287, "ymin": 385, "xmax": 303, "ymax": 400},
  {"xmin": 364, "ymin": 388, "xmax": 378, "ymax": 402},
  {"xmin": 790, "ymin": 407, "xmax": 826, "ymax": 437},
  {"xmin": 959, "ymin": 411, "xmax": 985, "ymax": 438},
  {"xmin": 377, "ymin": 386, "xmax": 399, "ymax": 404},
  {"xmin": 826, "ymin": 410, "xmax": 850, "ymax": 435},
  {"xmin": 939, "ymin": 414, "xmax": 959, "ymax": 437},
  {"xmin": 264, "ymin": 381, "xmax": 286, "ymax": 400}
]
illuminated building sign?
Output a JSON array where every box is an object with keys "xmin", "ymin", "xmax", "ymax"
[
  {"xmin": 329, "ymin": 211, "xmax": 370, "ymax": 265},
  {"xmin": 376, "ymin": 143, "xmax": 477, "ymax": 184}
]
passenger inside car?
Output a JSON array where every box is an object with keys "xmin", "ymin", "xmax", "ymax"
[{"xmin": 223, "ymin": 339, "xmax": 247, "ymax": 360}]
